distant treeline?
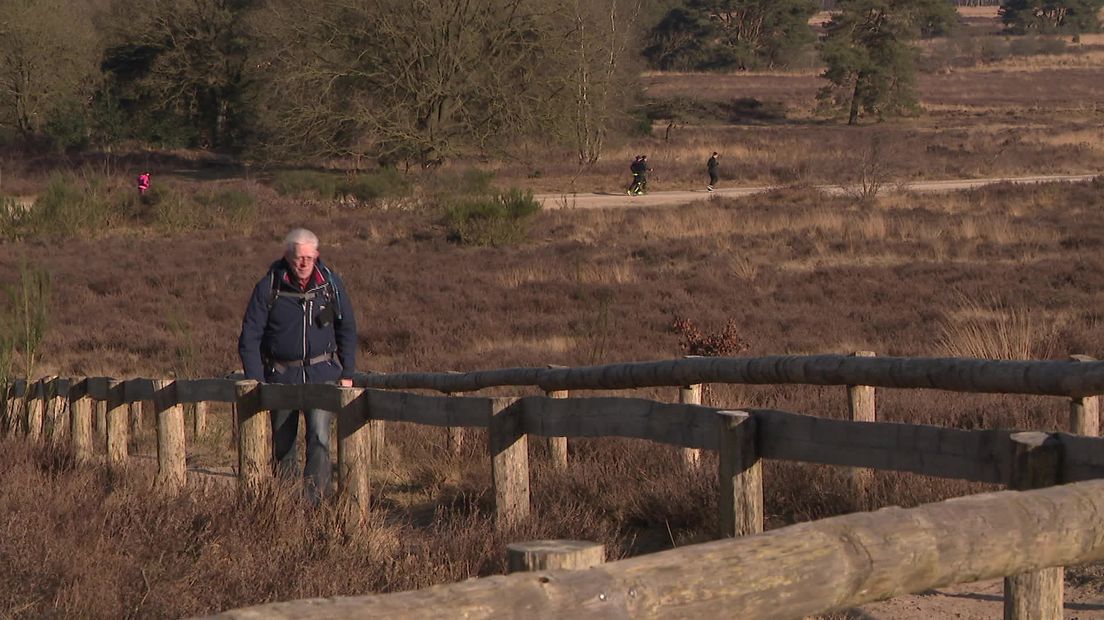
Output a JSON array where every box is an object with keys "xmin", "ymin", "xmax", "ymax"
[{"xmin": 0, "ymin": 0, "xmax": 1095, "ymax": 166}]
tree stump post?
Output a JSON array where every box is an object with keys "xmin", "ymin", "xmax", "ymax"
[
  {"xmin": 105, "ymin": 380, "xmax": 129, "ymax": 466},
  {"xmin": 236, "ymin": 380, "xmax": 270, "ymax": 492},
  {"xmin": 368, "ymin": 417, "xmax": 386, "ymax": 462},
  {"xmin": 545, "ymin": 388, "xmax": 569, "ymax": 468},
  {"xmin": 190, "ymin": 401, "xmax": 208, "ymax": 439},
  {"xmin": 94, "ymin": 398, "xmax": 107, "ymax": 444},
  {"xmin": 717, "ymin": 410, "xmax": 764, "ymax": 538},
  {"xmin": 337, "ymin": 387, "xmax": 371, "ymax": 529},
  {"xmin": 153, "ymin": 380, "xmax": 186, "ymax": 495},
  {"xmin": 445, "ymin": 372, "xmax": 466, "ymax": 454},
  {"xmin": 506, "ymin": 540, "xmax": 605, "ymax": 573},
  {"xmin": 1004, "ymin": 431, "xmax": 1064, "ymax": 620},
  {"xmin": 48, "ymin": 376, "xmax": 68, "ymax": 444},
  {"xmin": 25, "ymin": 379, "xmax": 45, "ymax": 442},
  {"xmin": 3, "ymin": 379, "xmax": 25, "ymax": 437},
  {"xmin": 489, "ymin": 397, "xmax": 528, "ymax": 528},
  {"xmin": 1069, "ymin": 354, "xmax": 1099, "ymax": 436},
  {"xmin": 129, "ymin": 399, "xmax": 144, "ymax": 440},
  {"xmin": 69, "ymin": 378, "xmax": 93, "ymax": 463},
  {"xmin": 847, "ymin": 350, "xmax": 877, "ymax": 510},
  {"xmin": 679, "ymin": 383, "xmax": 703, "ymax": 469}
]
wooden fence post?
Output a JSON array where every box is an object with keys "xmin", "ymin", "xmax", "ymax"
[
  {"xmin": 236, "ymin": 380, "xmax": 270, "ymax": 491},
  {"xmin": 445, "ymin": 372, "xmax": 466, "ymax": 454},
  {"xmin": 506, "ymin": 540, "xmax": 605, "ymax": 573},
  {"xmin": 0, "ymin": 383, "xmax": 8, "ymax": 437},
  {"xmin": 337, "ymin": 387, "xmax": 371, "ymax": 529},
  {"xmin": 679, "ymin": 383, "xmax": 703, "ymax": 469},
  {"xmin": 153, "ymin": 380, "xmax": 186, "ymax": 495},
  {"xmin": 1069, "ymin": 354, "xmax": 1099, "ymax": 436},
  {"xmin": 847, "ymin": 350, "xmax": 876, "ymax": 510},
  {"xmin": 717, "ymin": 410, "xmax": 764, "ymax": 538},
  {"xmin": 152, "ymin": 377, "xmax": 186, "ymax": 492},
  {"xmin": 48, "ymin": 376, "xmax": 68, "ymax": 444},
  {"xmin": 94, "ymin": 398, "xmax": 107, "ymax": 444},
  {"xmin": 69, "ymin": 378, "xmax": 93, "ymax": 463},
  {"xmin": 25, "ymin": 379, "xmax": 45, "ymax": 442},
  {"xmin": 105, "ymin": 380, "xmax": 128, "ymax": 466},
  {"xmin": 545, "ymin": 388, "xmax": 569, "ymax": 468},
  {"xmin": 1004, "ymin": 431, "xmax": 1063, "ymax": 620},
  {"xmin": 4, "ymin": 379, "xmax": 25, "ymax": 436},
  {"xmin": 489, "ymin": 397, "xmax": 528, "ymax": 528},
  {"xmin": 129, "ymin": 400, "xmax": 144, "ymax": 439},
  {"xmin": 191, "ymin": 401, "xmax": 207, "ymax": 438}
]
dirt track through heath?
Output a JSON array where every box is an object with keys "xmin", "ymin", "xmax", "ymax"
[{"xmin": 534, "ymin": 174, "xmax": 1100, "ymax": 210}]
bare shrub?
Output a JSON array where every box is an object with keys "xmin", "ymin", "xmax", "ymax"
[{"xmin": 671, "ymin": 316, "xmax": 750, "ymax": 357}]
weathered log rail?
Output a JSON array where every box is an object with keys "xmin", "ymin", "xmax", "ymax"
[
  {"xmin": 205, "ymin": 478, "xmax": 1104, "ymax": 620},
  {"xmin": 354, "ymin": 353, "xmax": 1104, "ymax": 397},
  {"xmin": 4, "ymin": 353, "xmax": 1104, "ymax": 619}
]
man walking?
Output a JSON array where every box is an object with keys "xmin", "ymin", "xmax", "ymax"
[
  {"xmin": 238, "ymin": 228, "xmax": 358, "ymax": 505},
  {"xmin": 707, "ymin": 152, "xmax": 719, "ymax": 192}
]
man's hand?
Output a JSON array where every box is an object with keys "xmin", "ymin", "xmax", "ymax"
[{"xmin": 339, "ymin": 378, "xmax": 353, "ymax": 387}]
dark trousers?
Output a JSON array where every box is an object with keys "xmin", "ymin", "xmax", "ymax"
[
  {"xmin": 709, "ymin": 170, "xmax": 719, "ymax": 186},
  {"xmin": 271, "ymin": 408, "xmax": 332, "ymax": 504}
]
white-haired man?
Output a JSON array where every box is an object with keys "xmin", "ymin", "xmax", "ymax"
[{"xmin": 238, "ymin": 228, "xmax": 357, "ymax": 504}]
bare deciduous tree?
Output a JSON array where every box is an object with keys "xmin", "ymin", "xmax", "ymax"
[{"xmin": 0, "ymin": 0, "xmax": 100, "ymax": 140}]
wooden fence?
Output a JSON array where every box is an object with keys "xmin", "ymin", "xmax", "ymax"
[{"xmin": 5, "ymin": 353, "xmax": 1104, "ymax": 619}]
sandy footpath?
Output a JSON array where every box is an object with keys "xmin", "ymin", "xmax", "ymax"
[{"xmin": 534, "ymin": 174, "xmax": 1099, "ymax": 210}]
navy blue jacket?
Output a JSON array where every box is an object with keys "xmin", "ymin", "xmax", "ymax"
[{"xmin": 238, "ymin": 258, "xmax": 357, "ymax": 384}]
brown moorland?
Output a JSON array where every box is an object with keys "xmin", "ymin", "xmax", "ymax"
[{"xmin": 5, "ymin": 7, "xmax": 1104, "ymax": 618}]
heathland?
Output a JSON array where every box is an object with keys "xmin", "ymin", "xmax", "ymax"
[{"xmin": 3, "ymin": 6, "xmax": 1104, "ymax": 619}]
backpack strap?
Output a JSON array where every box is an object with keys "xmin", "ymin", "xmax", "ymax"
[{"xmin": 265, "ymin": 267, "xmax": 342, "ymax": 320}]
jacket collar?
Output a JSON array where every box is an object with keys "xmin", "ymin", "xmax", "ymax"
[{"xmin": 273, "ymin": 258, "xmax": 328, "ymax": 291}]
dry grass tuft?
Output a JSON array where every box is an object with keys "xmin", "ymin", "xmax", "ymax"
[{"xmin": 936, "ymin": 292, "xmax": 1060, "ymax": 360}]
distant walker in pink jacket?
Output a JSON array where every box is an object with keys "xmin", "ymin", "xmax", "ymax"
[{"xmin": 137, "ymin": 172, "xmax": 151, "ymax": 195}]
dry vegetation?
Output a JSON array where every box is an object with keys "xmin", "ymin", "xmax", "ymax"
[{"xmin": 4, "ymin": 7, "xmax": 1104, "ymax": 618}]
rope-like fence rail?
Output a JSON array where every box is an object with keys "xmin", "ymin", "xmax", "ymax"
[{"xmin": 353, "ymin": 354, "xmax": 1104, "ymax": 396}]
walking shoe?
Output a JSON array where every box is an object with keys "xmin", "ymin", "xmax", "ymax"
[{"xmin": 707, "ymin": 185, "xmax": 714, "ymax": 192}]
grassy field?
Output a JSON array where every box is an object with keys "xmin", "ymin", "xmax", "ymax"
[{"xmin": 4, "ymin": 7, "xmax": 1104, "ymax": 618}]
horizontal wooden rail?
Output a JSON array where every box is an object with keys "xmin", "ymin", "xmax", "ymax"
[
  {"xmin": 353, "ymin": 354, "xmax": 1104, "ymax": 397},
  {"xmin": 752, "ymin": 408, "xmax": 1014, "ymax": 484},
  {"xmin": 11, "ymin": 380, "xmax": 1104, "ymax": 486},
  {"xmin": 203, "ymin": 478, "xmax": 1104, "ymax": 620}
]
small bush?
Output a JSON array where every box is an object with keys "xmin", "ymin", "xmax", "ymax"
[
  {"xmin": 150, "ymin": 186, "xmax": 205, "ymax": 233},
  {"xmin": 671, "ymin": 316, "xmax": 749, "ymax": 357},
  {"xmin": 935, "ymin": 293, "xmax": 1058, "ymax": 360},
  {"xmin": 271, "ymin": 170, "xmax": 342, "ymax": 199},
  {"xmin": 27, "ymin": 173, "xmax": 116, "ymax": 238},
  {"xmin": 272, "ymin": 169, "xmax": 411, "ymax": 203},
  {"xmin": 342, "ymin": 168, "xmax": 410, "ymax": 201},
  {"xmin": 0, "ymin": 196, "xmax": 29, "ymax": 240},
  {"xmin": 426, "ymin": 169, "xmax": 496, "ymax": 199},
  {"xmin": 197, "ymin": 188, "xmax": 258, "ymax": 231},
  {"xmin": 444, "ymin": 188, "xmax": 541, "ymax": 247}
]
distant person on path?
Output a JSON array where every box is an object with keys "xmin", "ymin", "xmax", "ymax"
[
  {"xmin": 238, "ymin": 228, "xmax": 358, "ymax": 505},
  {"xmin": 137, "ymin": 172, "xmax": 151, "ymax": 195},
  {"xmin": 707, "ymin": 152, "xmax": 719, "ymax": 192},
  {"xmin": 628, "ymin": 154, "xmax": 650, "ymax": 195}
]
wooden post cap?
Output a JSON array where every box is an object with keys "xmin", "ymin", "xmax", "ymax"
[{"xmin": 506, "ymin": 540, "xmax": 605, "ymax": 573}]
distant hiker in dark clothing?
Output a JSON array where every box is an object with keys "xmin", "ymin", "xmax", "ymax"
[
  {"xmin": 137, "ymin": 172, "xmax": 151, "ymax": 195},
  {"xmin": 707, "ymin": 152, "xmax": 719, "ymax": 192},
  {"xmin": 238, "ymin": 228, "xmax": 358, "ymax": 505},
  {"xmin": 628, "ymin": 154, "xmax": 649, "ymax": 196}
]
